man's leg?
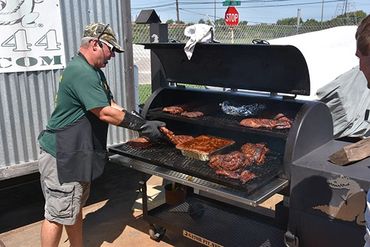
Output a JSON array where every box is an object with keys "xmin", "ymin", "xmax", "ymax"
[
  {"xmin": 41, "ymin": 219, "xmax": 63, "ymax": 247},
  {"xmin": 65, "ymin": 209, "xmax": 83, "ymax": 247}
]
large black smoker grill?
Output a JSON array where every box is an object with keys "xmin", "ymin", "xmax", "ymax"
[
  {"xmin": 109, "ymin": 40, "xmax": 367, "ymax": 246},
  {"xmin": 108, "ymin": 42, "xmax": 333, "ymax": 246}
]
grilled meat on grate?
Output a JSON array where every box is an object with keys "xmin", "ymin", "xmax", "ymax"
[
  {"xmin": 215, "ymin": 169, "xmax": 241, "ymax": 179},
  {"xmin": 126, "ymin": 137, "xmax": 152, "ymax": 149},
  {"xmin": 241, "ymin": 143, "xmax": 269, "ymax": 165},
  {"xmin": 239, "ymin": 113, "xmax": 292, "ymax": 129},
  {"xmin": 180, "ymin": 111, "xmax": 204, "ymax": 118},
  {"xmin": 160, "ymin": 126, "xmax": 175, "ymax": 139},
  {"xmin": 240, "ymin": 170, "xmax": 256, "ymax": 184},
  {"xmin": 208, "ymin": 142, "xmax": 269, "ymax": 183},
  {"xmin": 163, "ymin": 105, "xmax": 185, "ymax": 114},
  {"xmin": 209, "ymin": 151, "xmax": 251, "ymax": 171},
  {"xmin": 176, "ymin": 135, "xmax": 235, "ymax": 155},
  {"xmin": 170, "ymin": 135, "xmax": 195, "ymax": 145},
  {"xmin": 160, "ymin": 127, "xmax": 194, "ymax": 145}
]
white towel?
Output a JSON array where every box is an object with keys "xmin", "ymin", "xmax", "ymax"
[{"xmin": 184, "ymin": 24, "xmax": 213, "ymax": 60}]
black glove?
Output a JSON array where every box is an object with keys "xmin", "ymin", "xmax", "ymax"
[
  {"xmin": 139, "ymin": 120, "xmax": 166, "ymax": 141},
  {"xmin": 119, "ymin": 110, "xmax": 166, "ymax": 141},
  {"xmin": 119, "ymin": 110, "xmax": 146, "ymax": 130}
]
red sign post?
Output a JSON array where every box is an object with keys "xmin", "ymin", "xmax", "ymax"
[{"xmin": 224, "ymin": 6, "xmax": 239, "ymax": 26}]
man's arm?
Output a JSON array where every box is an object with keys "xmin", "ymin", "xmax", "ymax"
[
  {"xmin": 90, "ymin": 106, "xmax": 124, "ymax": 126},
  {"xmin": 110, "ymin": 100, "xmax": 124, "ymax": 111},
  {"xmin": 89, "ymin": 106, "xmax": 166, "ymax": 141}
]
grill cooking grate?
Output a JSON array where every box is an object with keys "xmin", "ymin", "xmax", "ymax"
[
  {"xmin": 110, "ymin": 142, "xmax": 283, "ymax": 194},
  {"xmin": 148, "ymin": 107, "xmax": 291, "ymax": 137}
]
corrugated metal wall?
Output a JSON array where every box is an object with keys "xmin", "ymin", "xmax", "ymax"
[{"xmin": 0, "ymin": 0, "xmax": 133, "ymax": 180}]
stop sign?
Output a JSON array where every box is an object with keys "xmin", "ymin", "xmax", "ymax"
[{"xmin": 225, "ymin": 6, "xmax": 239, "ymax": 26}]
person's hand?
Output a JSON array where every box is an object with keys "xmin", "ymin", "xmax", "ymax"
[{"xmin": 139, "ymin": 120, "xmax": 166, "ymax": 141}]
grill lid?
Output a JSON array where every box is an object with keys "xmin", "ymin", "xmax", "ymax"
[{"xmin": 143, "ymin": 43, "xmax": 310, "ymax": 96}]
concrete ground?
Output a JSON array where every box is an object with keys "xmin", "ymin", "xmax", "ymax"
[{"xmin": 0, "ymin": 161, "xmax": 283, "ymax": 247}]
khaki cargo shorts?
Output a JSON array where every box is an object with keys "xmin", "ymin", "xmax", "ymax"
[{"xmin": 38, "ymin": 150, "xmax": 90, "ymax": 225}]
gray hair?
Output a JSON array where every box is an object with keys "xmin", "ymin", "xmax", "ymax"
[{"xmin": 80, "ymin": 37, "xmax": 94, "ymax": 47}]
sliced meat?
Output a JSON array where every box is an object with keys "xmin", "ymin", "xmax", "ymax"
[
  {"xmin": 180, "ymin": 111, "xmax": 204, "ymax": 118},
  {"xmin": 240, "ymin": 170, "xmax": 256, "ymax": 184},
  {"xmin": 240, "ymin": 143, "xmax": 269, "ymax": 165},
  {"xmin": 162, "ymin": 105, "xmax": 185, "ymax": 114},
  {"xmin": 215, "ymin": 169, "xmax": 240, "ymax": 179},
  {"xmin": 126, "ymin": 137, "xmax": 151, "ymax": 149},
  {"xmin": 209, "ymin": 151, "xmax": 248, "ymax": 171}
]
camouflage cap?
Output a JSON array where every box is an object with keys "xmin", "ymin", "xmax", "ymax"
[{"xmin": 83, "ymin": 22, "xmax": 124, "ymax": 53}]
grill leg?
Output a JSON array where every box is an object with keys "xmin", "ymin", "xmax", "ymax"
[{"xmin": 139, "ymin": 177, "xmax": 148, "ymax": 217}]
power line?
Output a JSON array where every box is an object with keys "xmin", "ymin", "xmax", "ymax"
[
  {"xmin": 180, "ymin": 0, "xmax": 344, "ymax": 9},
  {"xmin": 132, "ymin": 1, "xmax": 175, "ymax": 10},
  {"xmin": 132, "ymin": 0, "xmax": 345, "ymax": 10}
]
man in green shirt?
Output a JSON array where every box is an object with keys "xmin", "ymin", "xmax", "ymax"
[{"xmin": 38, "ymin": 22, "xmax": 165, "ymax": 247}]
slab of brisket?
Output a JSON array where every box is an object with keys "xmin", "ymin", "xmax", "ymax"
[{"xmin": 240, "ymin": 113, "xmax": 292, "ymax": 129}]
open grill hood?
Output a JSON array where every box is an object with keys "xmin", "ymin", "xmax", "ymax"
[{"xmin": 142, "ymin": 43, "xmax": 311, "ymax": 95}]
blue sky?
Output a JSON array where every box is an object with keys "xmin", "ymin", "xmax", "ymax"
[{"xmin": 131, "ymin": 0, "xmax": 370, "ymax": 24}]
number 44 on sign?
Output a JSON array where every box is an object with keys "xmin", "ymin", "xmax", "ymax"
[
  {"xmin": 3, "ymin": 29, "xmax": 61, "ymax": 51},
  {"xmin": 0, "ymin": 29, "xmax": 64, "ymax": 72}
]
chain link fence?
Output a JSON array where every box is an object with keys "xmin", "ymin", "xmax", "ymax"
[{"xmin": 133, "ymin": 21, "xmax": 358, "ymax": 104}]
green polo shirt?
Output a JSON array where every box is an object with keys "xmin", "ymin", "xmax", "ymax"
[{"xmin": 39, "ymin": 54, "xmax": 112, "ymax": 157}]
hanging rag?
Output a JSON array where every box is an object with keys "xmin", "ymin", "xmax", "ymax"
[{"xmin": 184, "ymin": 24, "xmax": 214, "ymax": 60}]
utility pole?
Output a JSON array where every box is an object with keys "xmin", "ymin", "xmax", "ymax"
[
  {"xmin": 320, "ymin": 0, "xmax": 325, "ymax": 23},
  {"xmin": 296, "ymin": 8, "xmax": 301, "ymax": 34},
  {"xmin": 176, "ymin": 0, "xmax": 180, "ymax": 23},
  {"xmin": 344, "ymin": 0, "xmax": 348, "ymax": 16},
  {"xmin": 214, "ymin": 0, "xmax": 216, "ymax": 24}
]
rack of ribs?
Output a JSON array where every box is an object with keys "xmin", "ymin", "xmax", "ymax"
[
  {"xmin": 240, "ymin": 113, "xmax": 292, "ymax": 129},
  {"xmin": 160, "ymin": 127, "xmax": 194, "ymax": 145}
]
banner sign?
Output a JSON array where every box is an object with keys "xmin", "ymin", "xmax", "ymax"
[{"xmin": 0, "ymin": 0, "xmax": 66, "ymax": 73}]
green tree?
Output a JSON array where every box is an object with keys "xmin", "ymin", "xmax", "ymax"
[
  {"xmin": 303, "ymin": 19, "xmax": 320, "ymax": 25},
  {"xmin": 333, "ymin": 10, "xmax": 367, "ymax": 25},
  {"xmin": 276, "ymin": 17, "xmax": 303, "ymax": 25},
  {"xmin": 198, "ymin": 18, "xmax": 205, "ymax": 24},
  {"xmin": 215, "ymin": 18, "xmax": 225, "ymax": 25},
  {"xmin": 166, "ymin": 19, "xmax": 175, "ymax": 24}
]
